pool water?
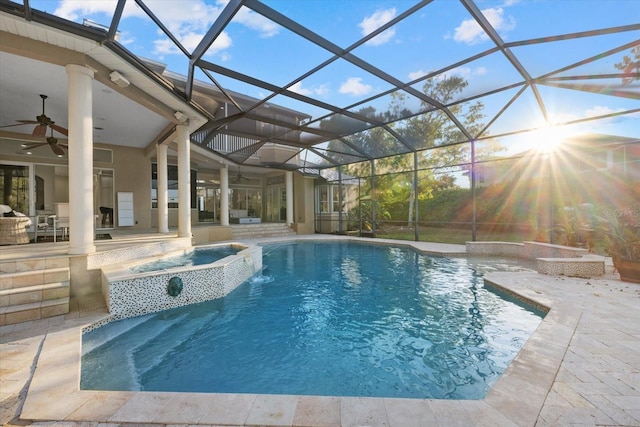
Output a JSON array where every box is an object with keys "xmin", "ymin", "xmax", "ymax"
[
  {"xmin": 130, "ymin": 245, "xmax": 239, "ymax": 273},
  {"xmin": 82, "ymin": 241, "xmax": 543, "ymax": 399}
]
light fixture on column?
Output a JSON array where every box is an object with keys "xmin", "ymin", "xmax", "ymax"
[
  {"xmin": 174, "ymin": 111, "xmax": 188, "ymax": 123},
  {"xmin": 109, "ymin": 70, "xmax": 130, "ymax": 88}
]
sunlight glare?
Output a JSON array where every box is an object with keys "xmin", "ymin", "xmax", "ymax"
[{"xmin": 532, "ymin": 126, "xmax": 569, "ymax": 154}]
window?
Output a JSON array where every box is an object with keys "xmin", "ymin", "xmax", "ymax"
[
  {"xmin": 318, "ymin": 185, "xmax": 329, "ymax": 213},
  {"xmin": 316, "ymin": 185, "xmax": 344, "ymax": 214},
  {"xmin": 0, "ymin": 164, "xmax": 29, "ymax": 214},
  {"xmin": 151, "ymin": 163, "xmax": 197, "ymax": 208}
]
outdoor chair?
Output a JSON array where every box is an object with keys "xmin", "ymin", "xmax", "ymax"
[
  {"xmin": 33, "ymin": 214, "xmax": 53, "ymax": 242},
  {"xmin": 54, "ymin": 202, "xmax": 70, "ymax": 242}
]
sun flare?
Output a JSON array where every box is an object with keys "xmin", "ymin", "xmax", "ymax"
[{"xmin": 532, "ymin": 126, "xmax": 571, "ymax": 154}]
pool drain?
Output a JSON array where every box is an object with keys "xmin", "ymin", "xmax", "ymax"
[{"xmin": 167, "ymin": 276, "xmax": 183, "ymax": 297}]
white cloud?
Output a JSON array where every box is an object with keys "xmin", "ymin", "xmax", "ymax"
[
  {"xmin": 359, "ymin": 8, "xmax": 397, "ymax": 46},
  {"xmin": 116, "ymin": 31, "xmax": 136, "ymax": 46},
  {"xmin": 153, "ymin": 30, "xmax": 231, "ymax": 56},
  {"xmin": 339, "ymin": 77, "xmax": 372, "ymax": 96},
  {"xmin": 548, "ymin": 112, "xmax": 580, "ymax": 125},
  {"xmin": 289, "ymin": 82, "xmax": 312, "ymax": 96},
  {"xmin": 447, "ymin": 66, "xmax": 488, "ymax": 78},
  {"xmin": 54, "ymin": 0, "xmax": 276, "ymax": 59},
  {"xmin": 315, "ymin": 84, "xmax": 330, "ymax": 97},
  {"xmin": 548, "ymin": 106, "xmax": 629, "ymax": 126},
  {"xmin": 584, "ymin": 105, "xmax": 624, "ymax": 118},
  {"xmin": 409, "ymin": 66, "xmax": 486, "ymax": 82},
  {"xmin": 54, "ymin": 0, "xmax": 144, "ymax": 21},
  {"xmin": 453, "ymin": 7, "xmax": 515, "ymax": 45},
  {"xmin": 289, "ymin": 82, "xmax": 330, "ymax": 97},
  {"xmin": 153, "ymin": 39, "xmax": 177, "ymax": 56},
  {"xmin": 408, "ymin": 70, "xmax": 428, "ymax": 81},
  {"xmin": 234, "ymin": 6, "xmax": 280, "ymax": 38},
  {"xmin": 475, "ymin": 66, "xmax": 488, "ymax": 76}
]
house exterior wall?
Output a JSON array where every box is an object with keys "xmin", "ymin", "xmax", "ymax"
[
  {"xmin": 294, "ymin": 174, "xmax": 315, "ymax": 234},
  {"xmin": 109, "ymin": 145, "xmax": 153, "ymax": 229}
]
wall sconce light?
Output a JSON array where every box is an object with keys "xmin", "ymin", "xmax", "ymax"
[
  {"xmin": 109, "ymin": 70, "xmax": 130, "ymax": 88},
  {"xmin": 174, "ymin": 111, "xmax": 188, "ymax": 123}
]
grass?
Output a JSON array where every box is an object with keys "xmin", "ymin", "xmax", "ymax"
[{"xmin": 378, "ymin": 226, "xmax": 536, "ymax": 244}]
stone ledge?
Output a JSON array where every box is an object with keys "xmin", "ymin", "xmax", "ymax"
[
  {"xmin": 466, "ymin": 241, "xmax": 523, "ymax": 257},
  {"xmin": 537, "ymin": 257, "xmax": 605, "ymax": 278},
  {"xmin": 466, "ymin": 241, "xmax": 604, "ymax": 278},
  {"xmin": 522, "ymin": 241, "xmax": 588, "ymax": 259}
]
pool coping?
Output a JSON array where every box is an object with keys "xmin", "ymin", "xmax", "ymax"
[{"xmin": 21, "ymin": 237, "xmax": 579, "ymax": 426}]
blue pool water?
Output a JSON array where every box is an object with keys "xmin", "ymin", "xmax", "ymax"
[
  {"xmin": 130, "ymin": 245, "xmax": 239, "ymax": 273},
  {"xmin": 82, "ymin": 241, "xmax": 543, "ymax": 399}
]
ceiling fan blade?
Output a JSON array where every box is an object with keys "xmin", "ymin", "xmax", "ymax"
[
  {"xmin": 50, "ymin": 143, "xmax": 65, "ymax": 156},
  {"xmin": 0, "ymin": 122, "xmax": 33, "ymax": 129},
  {"xmin": 22, "ymin": 142, "xmax": 47, "ymax": 149},
  {"xmin": 32, "ymin": 124, "xmax": 47, "ymax": 137},
  {"xmin": 50, "ymin": 123, "xmax": 69, "ymax": 136},
  {"xmin": 16, "ymin": 119, "xmax": 39, "ymax": 125}
]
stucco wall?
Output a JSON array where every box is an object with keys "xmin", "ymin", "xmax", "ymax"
[
  {"xmin": 294, "ymin": 174, "xmax": 316, "ymax": 234},
  {"xmin": 110, "ymin": 146, "xmax": 152, "ymax": 229}
]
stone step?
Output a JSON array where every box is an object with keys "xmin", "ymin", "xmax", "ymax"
[
  {"xmin": 0, "ymin": 255, "xmax": 69, "ymax": 274},
  {"xmin": 0, "ymin": 267, "xmax": 69, "ymax": 290},
  {"xmin": 231, "ymin": 227, "xmax": 295, "ymax": 233},
  {"xmin": 0, "ymin": 297, "xmax": 70, "ymax": 326},
  {"xmin": 232, "ymin": 231, "xmax": 296, "ymax": 238},
  {"xmin": 0, "ymin": 281, "xmax": 70, "ymax": 307},
  {"xmin": 230, "ymin": 224, "xmax": 295, "ymax": 239}
]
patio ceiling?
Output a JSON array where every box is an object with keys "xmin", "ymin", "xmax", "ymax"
[{"xmin": 1, "ymin": 0, "xmax": 639, "ymax": 172}]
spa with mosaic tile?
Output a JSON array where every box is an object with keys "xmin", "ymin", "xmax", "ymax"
[{"xmin": 100, "ymin": 243, "xmax": 262, "ymax": 321}]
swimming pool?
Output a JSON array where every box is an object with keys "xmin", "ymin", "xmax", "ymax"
[{"xmin": 82, "ymin": 241, "xmax": 543, "ymax": 399}]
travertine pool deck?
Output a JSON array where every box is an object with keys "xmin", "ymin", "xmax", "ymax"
[{"xmin": 1, "ymin": 236, "xmax": 639, "ymax": 426}]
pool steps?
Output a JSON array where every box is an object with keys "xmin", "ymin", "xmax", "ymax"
[
  {"xmin": 83, "ymin": 308, "xmax": 219, "ymax": 390},
  {"xmin": 230, "ymin": 223, "xmax": 296, "ymax": 239},
  {"xmin": 0, "ymin": 258, "xmax": 70, "ymax": 326}
]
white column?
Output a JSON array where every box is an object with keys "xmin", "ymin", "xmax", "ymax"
[
  {"xmin": 66, "ymin": 64, "xmax": 95, "ymax": 254},
  {"xmin": 220, "ymin": 164, "xmax": 229, "ymax": 226},
  {"xmin": 157, "ymin": 143, "xmax": 169, "ymax": 233},
  {"xmin": 176, "ymin": 124, "xmax": 191, "ymax": 238},
  {"xmin": 286, "ymin": 171, "xmax": 294, "ymax": 226}
]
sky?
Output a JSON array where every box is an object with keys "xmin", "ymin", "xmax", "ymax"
[{"xmin": 26, "ymin": 0, "xmax": 640, "ymax": 156}]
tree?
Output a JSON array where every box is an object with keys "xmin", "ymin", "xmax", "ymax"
[
  {"xmin": 615, "ymin": 45, "xmax": 640, "ymax": 85},
  {"xmin": 323, "ymin": 74, "xmax": 500, "ymax": 229}
]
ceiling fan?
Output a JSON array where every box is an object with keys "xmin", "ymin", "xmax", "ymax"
[
  {"xmin": 1, "ymin": 94, "xmax": 69, "ymax": 138},
  {"xmin": 21, "ymin": 127, "xmax": 67, "ymax": 156},
  {"xmin": 233, "ymin": 168, "xmax": 251, "ymax": 183}
]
